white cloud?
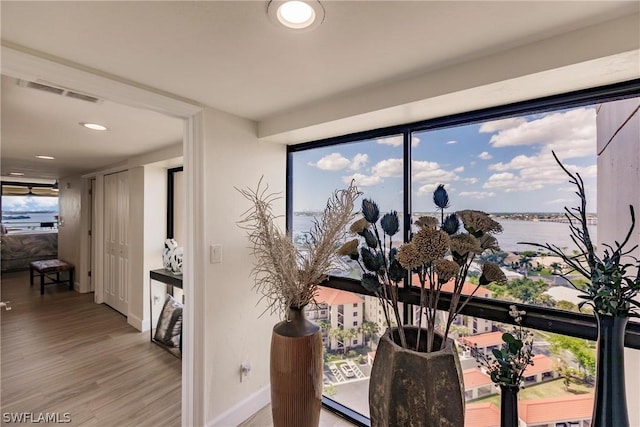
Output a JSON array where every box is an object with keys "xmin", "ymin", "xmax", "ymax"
[
  {"xmin": 478, "ymin": 151, "xmax": 493, "ymax": 160},
  {"xmin": 311, "ymin": 153, "xmax": 350, "ymax": 170},
  {"xmin": 416, "ymin": 183, "xmax": 441, "ymax": 197},
  {"xmin": 486, "ymin": 108, "xmax": 595, "ymax": 154},
  {"xmin": 372, "ymin": 158, "xmax": 403, "ymax": 178},
  {"xmin": 458, "ymin": 191, "xmax": 496, "ymax": 199},
  {"xmin": 342, "ymin": 173, "xmax": 382, "ymax": 187},
  {"xmin": 461, "ymin": 177, "xmax": 479, "ymax": 185},
  {"xmin": 479, "ymin": 117, "xmax": 527, "ymax": 133},
  {"xmin": 479, "ymin": 108, "xmax": 597, "ymax": 194},
  {"xmin": 311, "ymin": 152, "xmax": 371, "ymax": 171},
  {"xmin": 453, "ymin": 166, "xmax": 464, "ymax": 173},
  {"xmin": 376, "ymin": 135, "xmax": 420, "ymax": 147},
  {"xmin": 350, "ymin": 153, "xmax": 369, "ymax": 171},
  {"xmin": 446, "ymin": 140, "xmax": 457, "ymax": 145},
  {"xmin": 412, "ymin": 160, "xmax": 458, "ymax": 183}
]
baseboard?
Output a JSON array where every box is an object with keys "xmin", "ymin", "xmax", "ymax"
[
  {"xmin": 208, "ymin": 385, "xmax": 270, "ymax": 427},
  {"xmin": 127, "ymin": 313, "xmax": 150, "ymax": 332}
]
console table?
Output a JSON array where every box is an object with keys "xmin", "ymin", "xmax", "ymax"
[{"xmin": 149, "ymin": 268, "xmax": 183, "ymax": 358}]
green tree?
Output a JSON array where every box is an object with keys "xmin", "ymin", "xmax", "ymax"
[
  {"xmin": 329, "ymin": 328, "xmax": 346, "ymax": 353},
  {"xmin": 548, "ymin": 334, "xmax": 596, "ymax": 382},
  {"xmin": 507, "ymin": 277, "xmax": 549, "ymax": 304},
  {"xmin": 479, "ymin": 251, "xmax": 508, "ymax": 266},
  {"xmin": 550, "ymin": 262, "xmax": 562, "ymax": 274},
  {"xmin": 360, "ymin": 320, "xmax": 379, "ymax": 346},
  {"xmin": 556, "ymin": 300, "xmax": 578, "ymax": 312}
]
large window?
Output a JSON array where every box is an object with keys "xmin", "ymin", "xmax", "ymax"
[
  {"xmin": 1, "ymin": 182, "xmax": 59, "ymax": 234},
  {"xmin": 289, "ymin": 81, "xmax": 640, "ymax": 426}
]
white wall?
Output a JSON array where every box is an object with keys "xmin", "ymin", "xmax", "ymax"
[
  {"xmin": 57, "ymin": 175, "xmax": 83, "ymax": 289},
  {"xmin": 127, "ymin": 164, "xmax": 168, "ymax": 331},
  {"xmin": 596, "ymin": 97, "xmax": 640, "ymax": 427},
  {"xmin": 199, "ymin": 106, "xmax": 285, "ymax": 425}
]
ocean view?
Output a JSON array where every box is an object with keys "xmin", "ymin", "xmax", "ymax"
[{"xmin": 293, "ymin": 213, "xmax": 597, "ymax": 253}]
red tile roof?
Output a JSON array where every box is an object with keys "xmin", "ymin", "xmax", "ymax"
[
  {"xmin": 523, "ymin": 354, "xmax": 555, "ymax": 376},
  {"xmin": 463, "ymin": 368, "xmax": 493, "ymax": 389},
  {"xmin": 461, "ymin": 331, "xmax": 504, "ymax": 349},
  {"xmin": 411, "ymin": 274, "xmax": 492, "ymax": 298},
  {"xmin": 518, "ymin": 393, "xmax": 594, "ymax": 425},
  {"xmin": 315, "ymin": 286, "xmax": 364, "ymax": 306},
  {"xmin": 465, "ymin": 402, "xmax": 500, "ymax": 427}
]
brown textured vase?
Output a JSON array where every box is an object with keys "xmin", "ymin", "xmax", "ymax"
[
  {"xmin": 369, "ymin": 326, "xmax": 465, "ymax": 427},
  {"xmin": 270, "ymin": 306, "xmax": 323, "ymax": 427}
]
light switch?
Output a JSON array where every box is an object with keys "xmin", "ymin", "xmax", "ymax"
[{"xmin": 210, "ymin": 244, "xmax": 222, "ymax": 264}]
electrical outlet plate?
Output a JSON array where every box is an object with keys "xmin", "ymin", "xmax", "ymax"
[{"xmin": 210, "ymin": 244, "xmax": 222, "ymax": 264}]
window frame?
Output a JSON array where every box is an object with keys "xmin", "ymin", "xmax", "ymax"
[
  {"xmin": 166, "ymin": 166, "xmax": 184, "ymax": 239},
  {"xmin": 286, "ymin": 79, "xmax": 640, "ymax": 424}
]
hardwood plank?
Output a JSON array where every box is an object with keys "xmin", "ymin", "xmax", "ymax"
[{"xmin": 1, "ymin": 271, "xmax": 181, "ymax": 427}]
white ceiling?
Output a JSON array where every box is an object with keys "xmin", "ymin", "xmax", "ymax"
[{"xmin": 1, "ymin": 1, "xmax": 638, "ymax": 180}]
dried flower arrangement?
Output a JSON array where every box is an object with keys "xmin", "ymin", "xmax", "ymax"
[
  {"xmin": 237, "ymin": 178, "xmax": 360, "ymax": 316},
  {"xmin": 338, "ymin": 184, "xmax": 507, "ymax": 352},
  {"xmin": 472, "ymin": 305, "xmax": 534, "ymax": 388}
]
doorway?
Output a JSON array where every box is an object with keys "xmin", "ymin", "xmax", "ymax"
[{"xmin": 3, "ymin": 46, "xmax": 206, "ymax": 426}]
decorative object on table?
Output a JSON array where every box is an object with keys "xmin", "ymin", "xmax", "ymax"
[
  {"xmin": 472, "ymin": 305, "xmax": 534, "ymax": 427},
  {"xmin": 169, "ymin": 246, "xmax": 184, "ymax": 275},
  {"xmin": 163, "ymin": 238, "xmax": 178, "ymax": 270},
  {"xmin": 237, "ymin": 178, "xmax": 360, "ymax": 427},
  {"xmin": 521, "ymin": 152, "xmax": 639, "ymax": 427},
  {"xmin": 338, "ymin": 184, "xmax": 507, "ymax": 427},
  {"xmin": 154, "ymin": 294, "xmax": 183, "ymax": 348}
]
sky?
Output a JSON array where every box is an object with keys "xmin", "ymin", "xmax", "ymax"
[
  {"xmin": 291, "ymin": 105, "xmax": 598, "ymax": 214},
  {"xmin": 2, "ymin": 196, "xmax": 59, "ymax": 213}
]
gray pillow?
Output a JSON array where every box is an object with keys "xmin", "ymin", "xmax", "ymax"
[{"xmin": 154, "ymin": 294, "xmax": 182, "ymax": 348}]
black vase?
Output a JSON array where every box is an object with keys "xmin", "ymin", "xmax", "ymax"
[
  {"xmin": 499, "ymin": 385, "xmax": 519, "ymax": 427},
  {"xmin": 592, "ymin": 313, "xmax": 629, "ymax": 427}
]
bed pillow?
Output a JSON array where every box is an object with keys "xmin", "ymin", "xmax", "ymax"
[{"xmin": 154, "ymin": 294, "xmax": 183, "ymax": 348}]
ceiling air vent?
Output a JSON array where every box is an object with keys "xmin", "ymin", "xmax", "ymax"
[
  {"xmin": 16, "ymin": 79, "xmax": 103, "ymax": 104},
  {"xmin": 18, "ymin": 80, "xmax": 65, "ymax": 95}
]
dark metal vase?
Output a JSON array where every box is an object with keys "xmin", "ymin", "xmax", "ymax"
[
  {"xmin": 499, "ymin": 385, "xmax": 519, "ymax": 427},
  {"xmin": 592, "ymin": 313, "xmax": 629, "ymax": 427},
  {"xmin": 369, "ymin": 327, "xmax": 465, "ymax": 427},
  {"xmin": 270, "ymin": 307, "xmax": 323, "ymax": 427}
]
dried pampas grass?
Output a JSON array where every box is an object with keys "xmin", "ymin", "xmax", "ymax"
[{"xmin": 237, "ymin": 178, "xmax": 360, "ymax": 317}]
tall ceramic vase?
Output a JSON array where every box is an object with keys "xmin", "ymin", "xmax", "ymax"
[
  {"xmin": 369, "ymin": 326, "xmax": 465, "ymax": 427},
  {"xmin": 499, "ymin": 385, "xmax": 519, "ymax": 427},
  {"xmin": 270, "ymin": 306, "xmax": 323, "ymax": 427},
  {"xmin": 592, "ymin": 313, "xmax": 629, "ymax": 427}
]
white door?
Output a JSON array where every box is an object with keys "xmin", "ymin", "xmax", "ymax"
[{"xmin": 103, "ymin": 171, "xmax": 129, "ymax": 315}]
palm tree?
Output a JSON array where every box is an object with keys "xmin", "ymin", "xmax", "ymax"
[
  {"xmin": 329, "ymin": 328, "xmax": 346, "ymax": 353},
  {"xmin": 360, "ymin": 320, "xmax": 380, "ymax": 347}
]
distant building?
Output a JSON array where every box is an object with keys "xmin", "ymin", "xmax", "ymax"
[
  {"xmin": 464, "ymin": 402, "xmax": 500, "ymax": 427},
  {"xmin": 518, "ymin": 394, "xmax": 594, "ymax": 427},
  {"xmin": 307, "ymin": 286, "xmax": 364, "ymax": 352},
  {"xmin": 463, "ymin": 368, "xmax": 496, "ymax": 400},
  {"xmin": 460, "ymin": 331, "xmax": 504, "ymax": 356},
  {"xmin": 522, "ymin": 354, "xmax": 559, "ymax": 385},
  {"xmin": 411, "ymin": 275, "xmax": 494, "ymax": 335}
]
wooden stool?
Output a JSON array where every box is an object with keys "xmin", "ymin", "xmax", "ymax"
[{"xmin": 29, "ymin": 259, "xmax": 75, "ymax": 295}]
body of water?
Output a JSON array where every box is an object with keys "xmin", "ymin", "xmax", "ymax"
[
  {"xmin": 2, "ymin": 212, "xmax": 58, "ymax": 224},
  {"xmin": 293, "ymin": 214, "xmax": 597, "ymax": 254}
]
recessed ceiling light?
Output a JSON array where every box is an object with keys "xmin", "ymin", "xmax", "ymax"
[
  {"xmin": 35, "ymin": 155, "xmax": 56, "ymax": 160},
  {"xmin": 80, "ymin": 122, "xmax": 108, "ymax": 131},
  {"xmin": 268, "ymin": 1, "xmax": 324, "ymax": 31},
  {"xmin": 8, "ymin": 172, "xmax": 25, "ymax": 176}
]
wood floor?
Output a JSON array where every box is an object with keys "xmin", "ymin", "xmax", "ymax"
[{"xmin": 1, "ymin": 270, "xmax": 181, "ymax": 426}]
